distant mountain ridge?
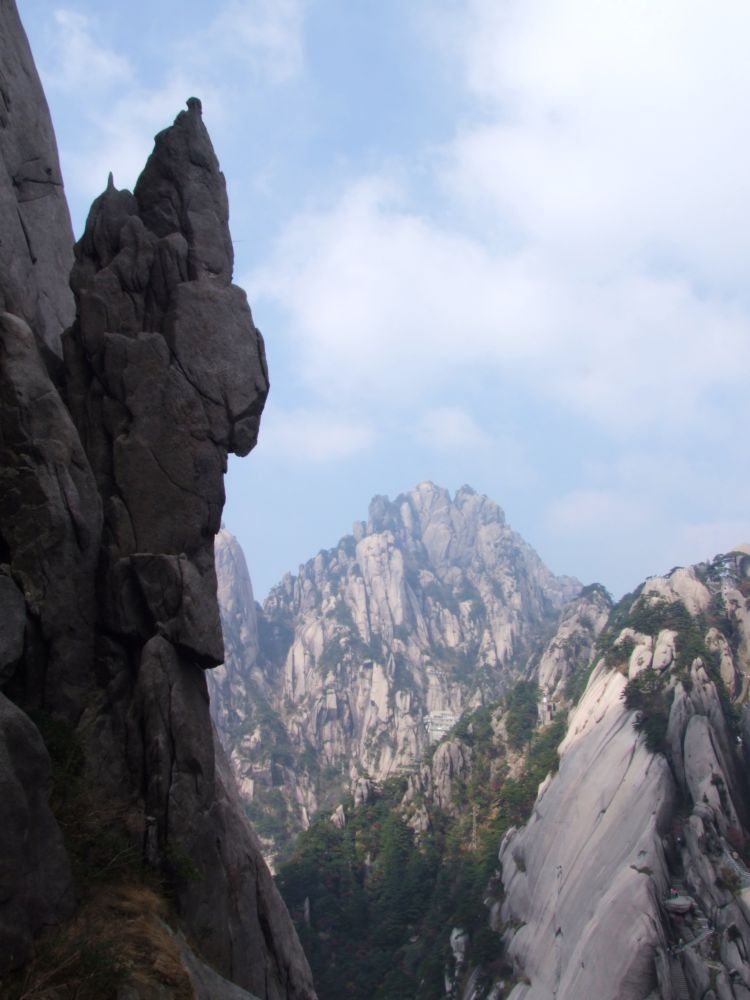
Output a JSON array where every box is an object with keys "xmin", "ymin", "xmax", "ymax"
[
  {"xmin": 209, "ymin": 481, "xmax": 582, "ymax": 860},
  {"xmin": 272, "ymin": 551, "xmax": 750, "ymax": 1000}
]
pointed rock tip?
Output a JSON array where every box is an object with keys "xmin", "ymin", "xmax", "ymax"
[
  {"xmin": 106, "ymin": 171, "xmax": 115, "ymax": 192},
  {"xmin": 413, "ymin": 480, "xmax": 440, "ymax": 493}
]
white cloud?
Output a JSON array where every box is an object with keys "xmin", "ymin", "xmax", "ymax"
[
  {"xmin": 247, "ymin": 0, "xmax": 750, "ymax": 444},
  {"xmin": 541, "ymin": 452, "xmax": 750, "ymax": 593},
  {"xmin": 250, "ymin": 176, "xmax": 750, "ymax": 434},
  {"xmin": 42, "ymin": 1, "xmax": 309, "ymax": 207},
  {"xmin": 255, "ymin": 407, "xmax": 377, "ymax": 462},
  {"xmin": 545, "ymin": 488, "xmax": 651, "ymax": 535},
  {"xmin": 208, "ymin": 0, "xmax": 307, "ymax": 84},
  {"xmin": 446, "ymin": 0, "xmax": 750, "ymax": 284},
  {"xmin": 47, "ymin": 10, "xmax": 132, "ymax": 91},
  {"xmin": 414, "ymin": 407, "xmax": 490, "ymax": 450}
]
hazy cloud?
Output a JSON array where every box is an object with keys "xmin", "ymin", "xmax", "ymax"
[
  {"xmin": 256, "ymin": 407, "xmax": 377, "ymax": 462},
  {"xmin": 208, "ymin": 0, "xmax": 308, "ymax": 84},
  {"xmin": 47, "ymin": 10, "xmax": 132, "ymax": 91},
  {"xmin": 414, "ymin": 407, "xmax": 491, "ymax": 450},
  {"xmin": 40, "ymin": 1, "xmax": 308, "ymax": 208},
  {"xmin": 250, "ymin": 177, "xmax": 750, "ymax": 434}
]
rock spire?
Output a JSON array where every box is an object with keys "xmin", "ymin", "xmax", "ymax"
[{"xmin": 0, "ymin": 5, "xmax": 314, "ymax": 996}]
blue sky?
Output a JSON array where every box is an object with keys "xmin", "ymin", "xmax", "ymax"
[{"xmin": 19, "ymin": 0, "xmax": 750, "ymax": 600}]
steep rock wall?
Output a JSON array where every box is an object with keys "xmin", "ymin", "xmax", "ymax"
[
  {"xmin": 0, "ymin": 0, "xmax": 75, "ymax": 359},
  {"xmin": 0, "ymin": 7, "xmax": 315, "ymax": 997},
  {"xmin": 496, "ymin": 557, "xmax": 750, "ymax": 1000},
  {"xmin": 0, "ymin": 1, "xmax": 94, "ymax": 968}
]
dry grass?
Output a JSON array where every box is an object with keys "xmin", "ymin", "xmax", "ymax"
[
  {"xmin": 88, "ymin": 885, "xmax": 193, "ymax": 999},
  {"xmin": 3, "ymin": 885, "xmax": 194, "ymax": 1000},
  {"xmin": 1, "ymin": 713, "xmax": 199, "ymax": 999}
]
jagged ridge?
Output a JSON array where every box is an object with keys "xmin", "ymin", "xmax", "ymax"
[{"xmin": 211, "ymin": 482, "xmax": 581, "ymax": 862}]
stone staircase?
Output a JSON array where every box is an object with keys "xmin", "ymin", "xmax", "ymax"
[
  {"xmin": 723, "ymin": 849, "xmax": 750, "ymax": 888},
  {"xmin": 670, "ymin": 959, "xmax": 690, "ymax": 1000}
]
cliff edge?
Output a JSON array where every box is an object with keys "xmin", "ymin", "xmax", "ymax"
[{"xmin": 0, "ymin": 4, "xmax": 315, "ymax": 998}]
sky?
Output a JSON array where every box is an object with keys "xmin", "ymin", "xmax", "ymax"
[{"xmin": 19, "ymin": 0, "xmax": 750, "ymax": 601}]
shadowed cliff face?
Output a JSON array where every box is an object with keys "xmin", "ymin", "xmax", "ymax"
[
  {"xmin": 0, "ymin": 0, "xmax": 75, "ymax": 361},
  {"xmin": 0, "ymin": 1, "xmax": 92, "ymax": 967},
  {"xmin": 0, "ymin": 6, "xmax": 315, "ymax": 998}
]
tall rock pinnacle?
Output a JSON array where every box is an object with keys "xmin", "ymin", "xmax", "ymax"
[{"xmin": 0, "ymin": 6, "xmax": 314, "ymax": 992}]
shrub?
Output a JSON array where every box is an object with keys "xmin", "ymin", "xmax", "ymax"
[
  {"xmin": 623, "ymin": 670, "xmax": 669, "ymax": 754},
  {"xmin": 717, "ymin": 865, "xmax": 742, "ymax": 895},
  {"xmin": 505, "ymin": 681, "xmax": 539, "ymax": 749}
]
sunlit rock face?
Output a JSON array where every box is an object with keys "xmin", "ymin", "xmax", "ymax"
[
  {"xmin": 497, "ymin": 556, "xmax": 750, "ymax": 1000},
  {"xmin": 499, "ymin": 661, "xmax": 675, "ymax": 1000},
  {"xmin": 536, "ymin": 584, "xmax": 612, "ymax": 699},
  {"xmin": 0, "ymin": 7, "xmax": 316, "ymax": 993},
  {"xmin": 212, "ymin": 483, "xmax": 581, "ymax": 860}
]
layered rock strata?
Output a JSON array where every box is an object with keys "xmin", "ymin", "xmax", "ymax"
[{"xmin": 0, "ymin": 6, "xmax": 315, "ymax": 997}]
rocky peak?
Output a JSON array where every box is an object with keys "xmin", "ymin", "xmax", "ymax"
[
  {"xmin": 213, "ymin": 488, "xmax": 583, "ymax": 862},
  {"xmin": 211, "ymin": 527, "xmax": 262, "ymax": 735},
  {"xmin": 0, "ymin": 9, "xmax": 314, "ymax": 994},
  {"xmin": 133, "ymin": 97, "xmax": 234, "ymax": 283}
]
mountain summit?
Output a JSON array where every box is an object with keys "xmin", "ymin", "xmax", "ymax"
[{"xmin": 211, "ymin": 482, "xmax": 582, "ymax": 859}]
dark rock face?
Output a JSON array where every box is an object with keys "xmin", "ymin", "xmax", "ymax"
[
  {"xmin": 0, "ymin": 0, "xmax": 75, "ymax": 359},
  {"xmin": 0, "ymin": 5, "xmax": 315, "ymax": 997},
  {"xmin": 0, "ymin": 311, "xmax": 102, "ymax": 719},
  {"xmin": 0, "ymin": 6, "xmax": 94, "ymax": 963},
  {"xmin": 59, "ymin": 101, "xmax": 309, "ymax": 1000},
  {"xmin": 0, "ymin": 693, "xmax": 74, "ymax": 972}
]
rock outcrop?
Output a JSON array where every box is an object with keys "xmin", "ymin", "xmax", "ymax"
[
  {"xmin": 211, "ymin": 527, "xmax": 264, "ymax": 735},
  {"xmin": 499, "ymin": 661, "xmax": 674, "ymax": 1000},
  {"xmin": 0, "ymin": 6, "xmax": 315, "ymax": 997},
  {"xmin": 535, "ymin": 583, "xmax": 612, "ymax": 699},
  {"xmin": 0, "ymin": 0, "xmax": 75, "ymax": 360},
  {"xmin": 496, "ymin": 555, "xmax": 750, "ymax": 1000},
  {"xmin": 0, "ymin": 693, "xmax": 74, "ymax": 969},
  {"xmin": 211, "ymin": 486, "xmax": 581, "ymax": 861},
  {"xmin": 0, "ymin": 1, "xmax": 93, "ymax": 970}
]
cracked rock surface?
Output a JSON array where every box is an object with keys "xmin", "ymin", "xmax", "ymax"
[
  {"xmin": 0, "ymin": 0, "xmax": 75, "ymax": 360},
  {"xmin": 0, "ymin": 4, "xmax": 314, "ymax": 996},
  {"xmin": 498, "ymin": 560, "xmax": 750, "ymax": 1000}
]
